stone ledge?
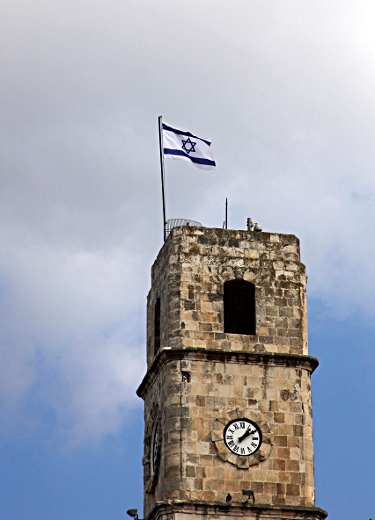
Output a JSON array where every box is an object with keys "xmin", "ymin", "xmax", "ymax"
[
  {"xmin": 147, "ymin": 500, "xmax": 328, "ymax": 520},
  {"xmin": 136, "ymin": 348, "xmax": 319, "ymax": 399}
]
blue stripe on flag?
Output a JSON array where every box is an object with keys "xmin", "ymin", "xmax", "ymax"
[
  {"xmin": 164, "ymin": 148, "xmax": 216, "ymax": 167},
  {"xmin": 162, "ymin": 123, "xmax": 212, "ymax": 147}
]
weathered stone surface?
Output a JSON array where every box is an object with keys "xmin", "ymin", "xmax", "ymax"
[
  {"xmin": 147, "ymin": 501, "xmax": 327, "ymax": 520},
  {"xmin": 146, "ymin": 228, "xmax": 308, "ymax": 366},
  {"xmin": 138, "ymin": 227, "xmax": 323, "ymax": 520}
]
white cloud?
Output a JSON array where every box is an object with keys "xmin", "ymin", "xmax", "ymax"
[{"xmin": 0, "ymin": 232, "xmax": 148, "ymax": 444}]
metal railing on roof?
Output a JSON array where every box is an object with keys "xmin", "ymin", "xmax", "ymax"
[{"xmin": 165, "ymin": 219, "xmax": 202, "ymax": 238}]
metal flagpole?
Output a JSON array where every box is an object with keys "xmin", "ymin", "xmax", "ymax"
[
  {"xmin": 158, "ymin": 116, "xmax": 167, "ymax": 241},
  {"xmin": 225, "ymin": 198, "xmax": 228, "ymax": 229}
]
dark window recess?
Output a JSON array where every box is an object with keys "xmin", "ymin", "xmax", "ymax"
[
  {"xmin": 181, "ymin": 371, "xmax": 191, "ymax": 383},
  {"xmin": 224, "ymin": 280, "xmax": 256, "ymax": 335},
  {"xmin": 154, "ymin": 298, "xmax": 161, "ymax": 355}
]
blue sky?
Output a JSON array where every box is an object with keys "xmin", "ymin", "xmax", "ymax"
[
  {"xmin": 311, "ymin": 303, "xmax": 375, "ymax": 518},
  {"xmin": 1, "ymin": 1, "xmax": 375, "ymax": 519}
]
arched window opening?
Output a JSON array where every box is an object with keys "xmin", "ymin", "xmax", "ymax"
[
  {"xmin": 154, "ymin": 298, "xmax": 161, "ymax": 355},
  {"xmin": 224, "ymin": 280, "xmax": 256, "ymax": 335}
]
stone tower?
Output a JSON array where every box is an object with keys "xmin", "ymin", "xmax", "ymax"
[{"xmin": 137, "ymin": 226, "xmax": 327, "ymax": 520}]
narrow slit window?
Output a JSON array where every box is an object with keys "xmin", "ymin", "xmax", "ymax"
[
  {"xmin": 224, "ymin": 280, "xmax": 256, "ymax": 335},
  {"xmin": 154, "ymin": 298, "xmax": 161, "ymax": 355}
]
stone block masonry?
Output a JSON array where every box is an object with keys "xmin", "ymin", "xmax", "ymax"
[
  {"xmin": 138, "ymin": 226, "xmax": 327, "ymax": 520},
  {"xmin": 146, "ymin": 227, "xmax": 308, "ymax": 368}
]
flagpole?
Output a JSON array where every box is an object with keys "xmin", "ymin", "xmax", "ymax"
[{"xmin": 158, "ymin": 116, "xmax": 167, "ymax": 241}]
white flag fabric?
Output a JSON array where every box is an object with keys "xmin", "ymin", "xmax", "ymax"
[{"xmin": 162, "ymin": 123, "xmax": 216, "ymax": 170}]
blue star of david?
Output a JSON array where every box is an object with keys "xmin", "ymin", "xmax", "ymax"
[{"xmin": 181, "ymin": 138, "xmax": 197, "ymax": 155}]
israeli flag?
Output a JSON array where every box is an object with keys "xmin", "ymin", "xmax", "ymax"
[{"xmin": 162, "ymin": 123, "xmax": 216, "ymax": 170}]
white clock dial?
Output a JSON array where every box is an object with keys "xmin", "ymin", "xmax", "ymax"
[
  {"xmin": 223, "ymin": 418, "xmax": 262, "ymax": 456},
  {"xmin": 150, "ymin": 422, "xmax": 160, "ymax": 474}
]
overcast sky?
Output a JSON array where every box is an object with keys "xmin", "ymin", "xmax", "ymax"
[{"xmin": 1, "ymin": 1, "xmax": 375, "ymax": 519}]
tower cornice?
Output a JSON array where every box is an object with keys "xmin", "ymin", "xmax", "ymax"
[
  {"xmin": 146, "ymin": 499, "xmax": 328, "ymax": 520},
  {"xmin": 136, "ymin": 347, "xmax": 319, "ymax": 400}
]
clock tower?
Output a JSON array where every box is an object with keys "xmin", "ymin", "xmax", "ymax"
[{"xmin": 137, "ymin": 226, "xmax": 327, "ymax": 520}]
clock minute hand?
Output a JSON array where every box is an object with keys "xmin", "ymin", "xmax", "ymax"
[{"xmin": 238, "ymin": 426, "xmax": 255, "ymax": 443}]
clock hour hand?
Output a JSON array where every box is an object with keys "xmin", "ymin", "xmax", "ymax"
[{"xmin": 237, "ymin": 426, "xmax": 255, "ymax": 443}]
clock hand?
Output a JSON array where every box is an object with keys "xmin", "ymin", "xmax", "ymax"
[{"xmin": 237, "ymin": 427, "xmax": 256, "ymax": 443}]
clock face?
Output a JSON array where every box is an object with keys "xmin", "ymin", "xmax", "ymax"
[
  {"xmin": 223, "ymin": 418, "xmax": 262, "ymax": 456},
  {"xmin": 150, "ymin": 422, "xmax": 160, "ymax": 474}
]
